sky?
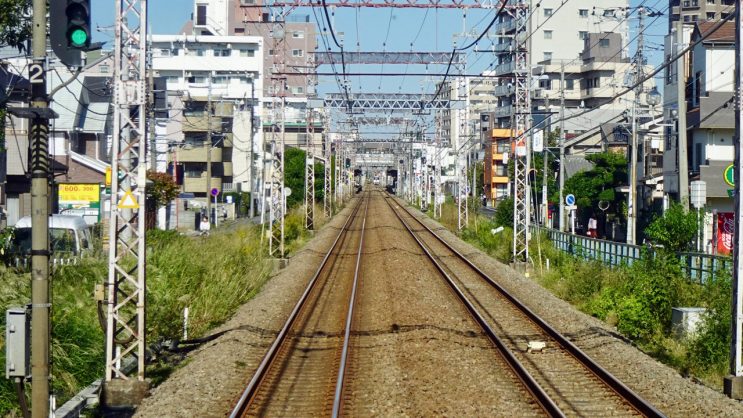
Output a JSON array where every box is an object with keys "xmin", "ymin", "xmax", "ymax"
[{"xmin": 91, "ymin": 0, "xmax": 669, "ymax": 96}]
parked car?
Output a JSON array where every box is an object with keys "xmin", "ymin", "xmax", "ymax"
[{"xmin": 10, "ymin": 215, "xmax": 93, "ymax": 257}]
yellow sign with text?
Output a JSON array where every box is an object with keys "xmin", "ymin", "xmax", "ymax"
[{"xmin": 58, "ymin": 183, "xmax": 100, "ymax": 205}]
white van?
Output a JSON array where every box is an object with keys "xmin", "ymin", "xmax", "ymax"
[{"xmin": 11, "ymin": 215, "xmax": 93, "ymax": 256}]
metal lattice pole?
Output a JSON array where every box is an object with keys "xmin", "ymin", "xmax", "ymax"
[
  {"xmin": 304, "ymin": 106, "xmax": 314, "ymax": 229},
  {"xmin": 269, "ymin": 19, "xmax": 287, "ymax": 258},
  {"xmin": 105, "ymin": 0, "xmax": 148, "ymax": 386},
  {"xmin": 324, "ymin": 116, "xmax": 332, "ymax": 217},
  {"xmin": 457, "ymin": 73, "xmax": 469, "ymax": 230},
  {"xmin": 511, "ymin": 1, "xmax": 531, "ymax": 263}
]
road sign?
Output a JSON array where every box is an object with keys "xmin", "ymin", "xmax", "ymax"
[
  {"xmin": 565, "ymin": 194, "xmax": 575, "ymax": 206},
  {"xmin": 117, "ymin": 191, "xmax": 139, "ymax": 209},
  {"xmin": 724, "ymin": 164, "xmax": 735, "ymax": 186},
  {"xmin": 210, "ymin": 187, "xmax": 219, "ymax": 197},
  {"xmin": 566, "ymin": 205, "xmax": 577, "ymax": 211}
]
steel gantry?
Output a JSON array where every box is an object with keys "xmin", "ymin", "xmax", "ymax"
[
  {"xmin": 105, "ymin": 0, "xmax": 148, "ymax": 387},
  {"xmin": 304, "ymin": 105, "xmax": 315, "ymax": 230},
  {"xmin": 242, "ymin": 0, "xmax": 498, "ymax": 8},
  {"xmin": 324, "ymin": 117, "xmax": 332, "ymax": 218},
  {"xmin": 324, "ymin": 93, "xmax": 453, "ymax": 111},
  {"xmin": 510, "ymin": 1, "xmax": 532, "ymax": 264},
  {"xmin": 313, "ymin": 51, "xmax": 465, "ymax": 65}
]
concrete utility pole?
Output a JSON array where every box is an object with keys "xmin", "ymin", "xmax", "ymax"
[
  {"xmin": 30, "ymin": 0, "xmax": 50, "ymax": 415},
  {"xmin": 725, "ymin": 0, "xmax": 743, "ymax": 400},
  {"xmin": 558, "ymin": 62, "xmax": 565, "ymax": 232},
  {"xmin": 627, "ymin": 7, "xmax": 646, "ymax": 245},
  {"xmin": 248, "ymin": 78, "xmax": 256, "ymax": 219},
  {"xmin": 676, "ymin": 19, "xmax": 690, "ymax": 210},
  {"xmin": 206, "ymin": 72, "xmax": 213, "ymax": 224}
]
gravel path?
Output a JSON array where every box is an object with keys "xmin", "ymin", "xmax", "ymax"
[{"xmin": 135, "ymin": 191, "xmax": 743, "ymax": 417}]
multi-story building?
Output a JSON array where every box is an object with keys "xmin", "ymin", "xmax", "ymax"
[
  {"xmin": 493, "ymin": 0, "xmax": 629, "ymax": 128},
  {"xmin": 669, "ymin": 0, "xmax": 736, "ymax": 30},
  {"xmin": 151, "ymin": 34, "xmax": 264, "ymax": 201},
  {"xmin": 483, "ymin": 128, "xmax": 513, "ymax": 205}
]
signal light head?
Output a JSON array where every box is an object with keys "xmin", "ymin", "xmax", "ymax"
[{"xmin": 68, "ymin": 27, "xmax": 89, "ymax": 47}]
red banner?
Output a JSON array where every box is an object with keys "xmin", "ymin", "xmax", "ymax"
[{"xmin": 718, "ymin": 212, "xmax": 735, "ymax": 255}]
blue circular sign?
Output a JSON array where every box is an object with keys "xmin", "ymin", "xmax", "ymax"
[
  {"xmin": 210, "ymin": 188, "xmax": 219, "ymax": 197},
  {"xmin": 565, "ymin": 194, "xmax": 575, "ymax": 206}
]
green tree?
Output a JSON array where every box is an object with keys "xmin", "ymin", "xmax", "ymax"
[
  {"xmin": 494, "ymin": 196, "xmax": 514, "ymax": 228},
  {"xmin": 0, "ymin": 0, "xmax": 31, "ymax": 52},
  {"xmin": 556, "ymin": 151, "xmax": 627, "ymax": 218},
  {"xmin": 146, "ymin": 171, "xmax": 180, "ymax": 208},
  {"xmin": 284, "ymin": 147, "xmax": 325, "ymax": 208},
  {"xmin": 644, "ymin": 203, "xmax": 698, "ymax": 253}
]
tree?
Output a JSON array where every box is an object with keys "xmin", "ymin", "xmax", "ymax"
[
  {"xmin": 284, "ymin": 147, "xmax": 325, "ymax": 209},
  {"xmin": 556, "ymin": 151, "xmax": 627, "ymax": 219},
  {"xmin": 146, "ymin": 171, "xmax": 180, "ymax": 208},
  {"xmin": 494, "ymin": 196, "xmax": 514, "ymax": 228},
  {"xmin": 644, "ymin": 203, "xmax": 698, "ymax": 253},
  {"xmin": 0, "ymin": 0, "xmax": 31, "ymax": 52}
]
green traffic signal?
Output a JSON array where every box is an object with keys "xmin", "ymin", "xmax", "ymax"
[{"xmin": 69, "ymin": 28, "xmax": 88, "ymax": 47}]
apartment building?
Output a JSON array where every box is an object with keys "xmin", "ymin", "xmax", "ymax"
[
  {"xmin": 494, "ymin": 0, "xmax": 629, "ymax": 128},
  {"xmin": 669, "ymin": 0, "xmax": 736, "ymax": 29},
  {"xmin": 151, "ymin": 34, "xmax": 264, "ymax": 200}
]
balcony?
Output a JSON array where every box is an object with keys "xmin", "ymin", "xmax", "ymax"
[
  {"xmin": 495, "ymin": 18, "xmax": 518, "ymax": 34},
  {"xmin": 494, "ymin": 62, "xmax": 515, "ymax": 77},
  {"xmin": 175, "ymin": 144, "xmax": 222, "ymax": 163},
  {"xmin": 183, "ymin": 175, "xmax": 223, "ymax": 194},
  {"xmin": 494, "ymin": 84, "xmax": 513, "ymax": 97},
  {"xmin": 494, "ymin": 105, "xmax": 513, "ymax": 119},
  {"xmin": 182, "ymin": 114, "xmax": 211, "ymax": 132}
]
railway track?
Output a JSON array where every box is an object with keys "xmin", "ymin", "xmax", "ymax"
[
  {"xmin": 230, "ymin": 192, "xmax": 369, "ymax": 417},
  {"xmin": 383, "ymin": 193, "xmax": 666, "ymax": 418}
]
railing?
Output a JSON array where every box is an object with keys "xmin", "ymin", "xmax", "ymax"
[{"xmin": 535, "ymin": 226, "xmax": 731, "ymax": 283}]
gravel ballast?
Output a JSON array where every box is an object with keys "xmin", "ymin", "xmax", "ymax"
[{"xmin": 135, "ymin": 192, "xmax": 743, "ymax": 417}]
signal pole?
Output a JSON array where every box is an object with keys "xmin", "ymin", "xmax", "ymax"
[{"xmin": 30, "ymin": 0, "xmax": 50, "ymax": 415}]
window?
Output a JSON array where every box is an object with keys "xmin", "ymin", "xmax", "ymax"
[
  {"xmin": 579, "ymin": 31, "xmax": 588, "ymax": 40},
  {"xmin": 544, "ymin": 30, "xmax": 553, "ymax": 39},
  {"xmin": 172, "ymin": 48, "xmax": 181, "ymax": 56},
  {"xmin": 565, "ymin": 79, "xmax": 574, "ymax": 90},
  {"xmin": 185, "ymin": 163, "xmax": 206, "ymax": 178},
  {"xmin": 239, "ymin": 49, "xmax": 255, "ymax": 57},
  {"xmin": 268, "ymin": 49, "xmax": 275, "ymax": 56},
  {"xmin": 599, "ymin": 38, "xmax": 610, "ymax": 48},
  {"xmin": 99, "ymin": 65, "xmax": 110, "ymax": 74},
  {"xmin": 292, "ymin": 49, "xmax": 304, "ymax": 57},
  {"xmin": 683, "ymin": 15, "xmax": 691, "ymax": 22},
  {"xmin": 292, "ymin": 31, "xmax": 304, "ymax": 39},
  {"xmin": 706, "ymin": 12, "xmax": 716, "ymax": 20},
  {"xmin": 544, "ymin": 8, "xmax": 553, "ymax": 17},
  {"xmin": 184, "ymin": 133, "xmax": 207, "ymax": 146},
  {"xmin": 579, "ymin": 9, "xmax": 589, "ymax": 18},
  {"xmin": 197, "ymin": 49, "xmax": 206, "ymax": 56},
  {"xmin": 159, "ymin": 48, "xmax": 171, "ymax": 56},
  {"xmin": 196, "ymin": 4, "xmax": 207, "ymax": 25},
  {"xmin": 291, "ymin": 86, "xmax": 304, "ymax": 94},
  {"xmin": 593, "ymin": 77, "xmax": 601, "ymax": 88},
  {"xmin": 215, "ymin": 49, "xmax": 231, "ymax": 57},
  {"xmin": 691, "ymin": 14, "xmax": 698, "ymax": 21},
  {"xmin": 234, "ymin": 28, "xmax": 245, "ymax": 34},
  {"xmin": 539, "ymin": 78, "xmax": 551, "ymax": 89},
  {"xmin": 543, "ymin": 51, "xmax": 552, "ymax": 61},
  {"xmin": 707, "ymin": 0, "xmax": 715, "ymax": 4}
]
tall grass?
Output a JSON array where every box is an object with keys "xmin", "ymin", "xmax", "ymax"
[{"xmin": 0, "ymin": 218, "xmax": 299, "ymax": 415}]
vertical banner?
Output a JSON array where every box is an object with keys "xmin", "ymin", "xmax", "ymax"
[{"xmin": 718, "ymin": 212, "xmax": 735, "ymax": 255}]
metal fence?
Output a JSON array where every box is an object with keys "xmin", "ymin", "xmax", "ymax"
[{"xmin": 535, "ymin": 226, "xmax": 731, "ymax": 283}]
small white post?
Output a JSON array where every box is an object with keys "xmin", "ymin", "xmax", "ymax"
[{"xmin": 183, "ymin": 307, "xmax": 189, "ymax": 341}]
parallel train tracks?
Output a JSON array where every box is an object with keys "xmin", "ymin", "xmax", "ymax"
[{"xmin": 230, "ymin": 189, "xmax": 665, "ymax": 417}]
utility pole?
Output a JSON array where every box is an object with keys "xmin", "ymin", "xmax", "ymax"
[
  {"xmin": 725, "ymin": 0, "xmax": 743, "ymax": 400},
  {"xmin": 248, "ymin": 78, "xmax": 256, "ymax": 219},
  {"xmin": 627, "ymin": 7, "xmax": 646, "ymax": 245},
  {"xmin": 30, "ymin": 0, "xmax": 50, "ymax": 414},
  {"xmin": 676, "ymin": 19, "xmax": 690, "ymax": 210},
  {"xmin": 206, "ymin": 72, "xmax": 213, "ymax": 224},
  {"xmin": 558, "ymin": 62, "xmax": 565, "ymax": 232}
]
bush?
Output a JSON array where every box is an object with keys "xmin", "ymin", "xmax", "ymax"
[{"xmin": 644, "ymin": 203, "xmax": 698, "ymax": 253}]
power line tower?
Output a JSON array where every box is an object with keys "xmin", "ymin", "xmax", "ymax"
[
  {"xmin": 510, "ymin": 0, "xmax": 532, "ymax": 263},
  {"xmin": 104, "ymin": 0, "xmax": 149, "ymax": 402},
  {"xmin": 304, "ymin": 105, "xmax": 315, "ymax": 230},
  {"xmin": 268, "ymin": 15, "xmax": 287, "ymax": 258},
  {"xmin": 324, "ymin": 115, "xmax": 332, "ymax": 218}
]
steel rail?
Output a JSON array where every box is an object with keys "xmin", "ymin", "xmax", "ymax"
[
  {"xmin": 230, "ymin": 194, "xmax": 367, "ymax": 418},
  {"xmin": 332, "ymin": 191, "xmax": 371, "ymax": 417},
  {"xmin": 392, "ymin": 196, "xmax": 667, "ymax": 418},
  {"xmin": 383, "ymin": 195, "xmax": 565, "ymax": 418}
]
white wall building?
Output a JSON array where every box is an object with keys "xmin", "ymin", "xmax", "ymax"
[{"xmin": 151, "ymin": 34, "xmax": 265, "ymax": 199}]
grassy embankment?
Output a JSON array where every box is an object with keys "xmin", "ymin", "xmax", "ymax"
[
  {"xmin": 428, "ymin": 198, "xmax": 732, "ymax": 390},
  {"xmin": 0, "ymin": 204, "xmax": 330, "ymax": 416}
]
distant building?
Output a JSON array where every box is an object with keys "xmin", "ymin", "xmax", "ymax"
[{"xmin": 151, "ymin": 34, "xmax": 265, "ymax": 203}]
